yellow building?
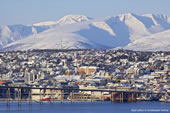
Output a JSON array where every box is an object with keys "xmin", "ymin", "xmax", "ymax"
[{"xmin": 77, "ymin": 66, "xmax": 98, "ymax": 75}]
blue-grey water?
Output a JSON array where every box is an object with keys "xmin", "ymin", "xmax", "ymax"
[{"xmin": 0, "ymin": 101, "xmax": 169, "ymax": 113}]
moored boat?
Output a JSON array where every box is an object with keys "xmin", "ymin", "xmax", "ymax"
[
  {"xmin": 137, "ymin": 95, "xmax": 153, "ymax": 101},
  {"xmin": 159, "ymin": 94, "xmax": 170, "ymax": 103},
  {"xmin": 42, "ymin": 95, "xmax": 51, "ymax": 101}
]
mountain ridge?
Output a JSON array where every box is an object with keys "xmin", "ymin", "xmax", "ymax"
[
  {"xmin": 1, "ymin": 13, "xmax": 170, "ymax": 51},
  {"xmin": 33, "ymin": 15, "xmax": 93, "ymax": 26}
]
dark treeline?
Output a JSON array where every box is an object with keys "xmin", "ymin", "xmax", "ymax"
[
  {"xmin": 31, "ymin": 49, "xmax": 90, "ymax": 53},
  {"xmin": 0, "ymin": 49, "xmax": 170, "ymax": 55},
  {"xmin": 0, "ymin": 49, "xmax": 90, "ymax": 53}
]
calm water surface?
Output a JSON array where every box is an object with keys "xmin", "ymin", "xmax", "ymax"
[{"xmin": 0, "ymin": 101, "xmax": 169, "ymax": 113}]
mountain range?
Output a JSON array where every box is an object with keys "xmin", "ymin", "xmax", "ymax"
[{"xmin": 1, "ymin": 13, "xmax": 170, "ymax": 51}]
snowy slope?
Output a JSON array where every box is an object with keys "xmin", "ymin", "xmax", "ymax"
[
  {"xmin": 0, "ymin": 15, "xmax": 92, "ymax": 49},
  {"xmin": 3, "ymin": 21, "xmax": 116, "ymax": 51},
  {"xmin": 1, "ymin": 13, "xmax": 170, "ymax": 51},
  {"xmin": 0, "ymin": 24, "xmax": 49, "ymax": 48},
  {"xmin": 124, "ymin": 29, "xmax": 170, "ymax": 51}
]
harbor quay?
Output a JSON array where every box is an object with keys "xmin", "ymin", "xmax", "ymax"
[{"xmin": 0, "ymin": 86, "xmax": 166, "ymax": 106}]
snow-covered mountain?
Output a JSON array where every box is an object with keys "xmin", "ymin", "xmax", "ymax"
[
  {"xmin": 124, "ymin": 29, "xmax": 170, "ymax": 51},
  {"xmin": 1, "ymin": 13, "xmax": 170, "ymax": 51},
  {"xmin": 0, "ymin": 24, "xmax": 49, "ymax": 48},
  {"xmin": 33, "ymin": 15, "xmax": 93, "ymax": 26}
]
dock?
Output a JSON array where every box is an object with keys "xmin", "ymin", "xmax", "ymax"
[{"xmin": 0, "ymin": 86, "xmax": 165, "ymax": 106}]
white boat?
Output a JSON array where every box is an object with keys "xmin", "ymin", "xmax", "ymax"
[
  {"xmin": 136, "ymin": 97, "xmax": 145, "ymax": 101},
  {"xmin": 137, "ymin": 95, "xmax": 152, "ymax": 101},
  {"xmin": 159, "ymin": 94, "xmax": 170, "ymax": 103}
]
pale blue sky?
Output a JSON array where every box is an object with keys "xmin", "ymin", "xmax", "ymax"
[{"xmin": 0, "ymin": 0, "xmax": 170, "ymax": 25}]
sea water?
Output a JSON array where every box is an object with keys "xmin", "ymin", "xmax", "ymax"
[{"xmin": 0, "ymin": 101, "xmax": 169, "ymax": 113}]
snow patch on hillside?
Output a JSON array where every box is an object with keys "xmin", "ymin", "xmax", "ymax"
[
  {"xmin": 56, "ymin": 15, "xmax": 92, "ymax": 25},
  {"xmin": 125, "ymin": 29, "xmax": 170, "ymax": 51},
  {"xmin": 33, "ymin": 21, "xmax": 58, "ymax": 26}
]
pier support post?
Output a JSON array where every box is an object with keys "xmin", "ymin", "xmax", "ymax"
[
  {"xmin": 40, "ymin": 89, "xmax": 43, "ymax": 104},
  {"xmin": 120, "ymin": 93, "xmax": 121, "ymax": 102},
  {"xmin": 81, "ymin": 91, "xmax": 84, "ymax": 103},
  {"xmin": 111, "ymin": 92, "xmax": 114, "ymax": 103},
  {"xmin": 122, "ymin": 92, "xmax": 124, "ymax": 102},
  {"xmin": 101, "ymin": 91, "xmax": 104, "ymax": 103},
  {"xmin": 110, "ymin": 92, "xmax": 112, "ymax": 103},
  {"xmin": 119, "ymin": 92, "xmax": 124, "ymax": 102},
  {"xmin": 91, "ymin": 91, "xmax": 94, "ymax": 103},
  {"xmin": 18, "ymin": 88, "xmax": 21, "ymax": 107},
  {"xmin": 50, "ymin": 89, "xmax": 54, "ymax": 104},
  {"xmin": 29, "ymin": 89, "xmax": 32, "ymax": 106},
  {"xmin": 112, "ymin": 92, "xmax": 115, "ymax": 102},
  {"xmin": 71, "ymin": 90, "xmax": 74, "ymax": 103},
  {"xmin": 61, "ymin": 90, "xmax": 64, "ymax": 104},
  {"xmin": 14, "ymin": 88, "xmax": 16, "ymax": 102},
  {"xmin": 132, "ymin": 93, "xmax": 134, "ymax": 102},
  {"xmin": 6, "ymin": 88, "xmax": 10, "ymax": 106}
]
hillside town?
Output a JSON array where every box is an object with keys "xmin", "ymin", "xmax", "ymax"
[{"xmin": 0, "ymin": 49, "xmax": 170, "ymax": 102}]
